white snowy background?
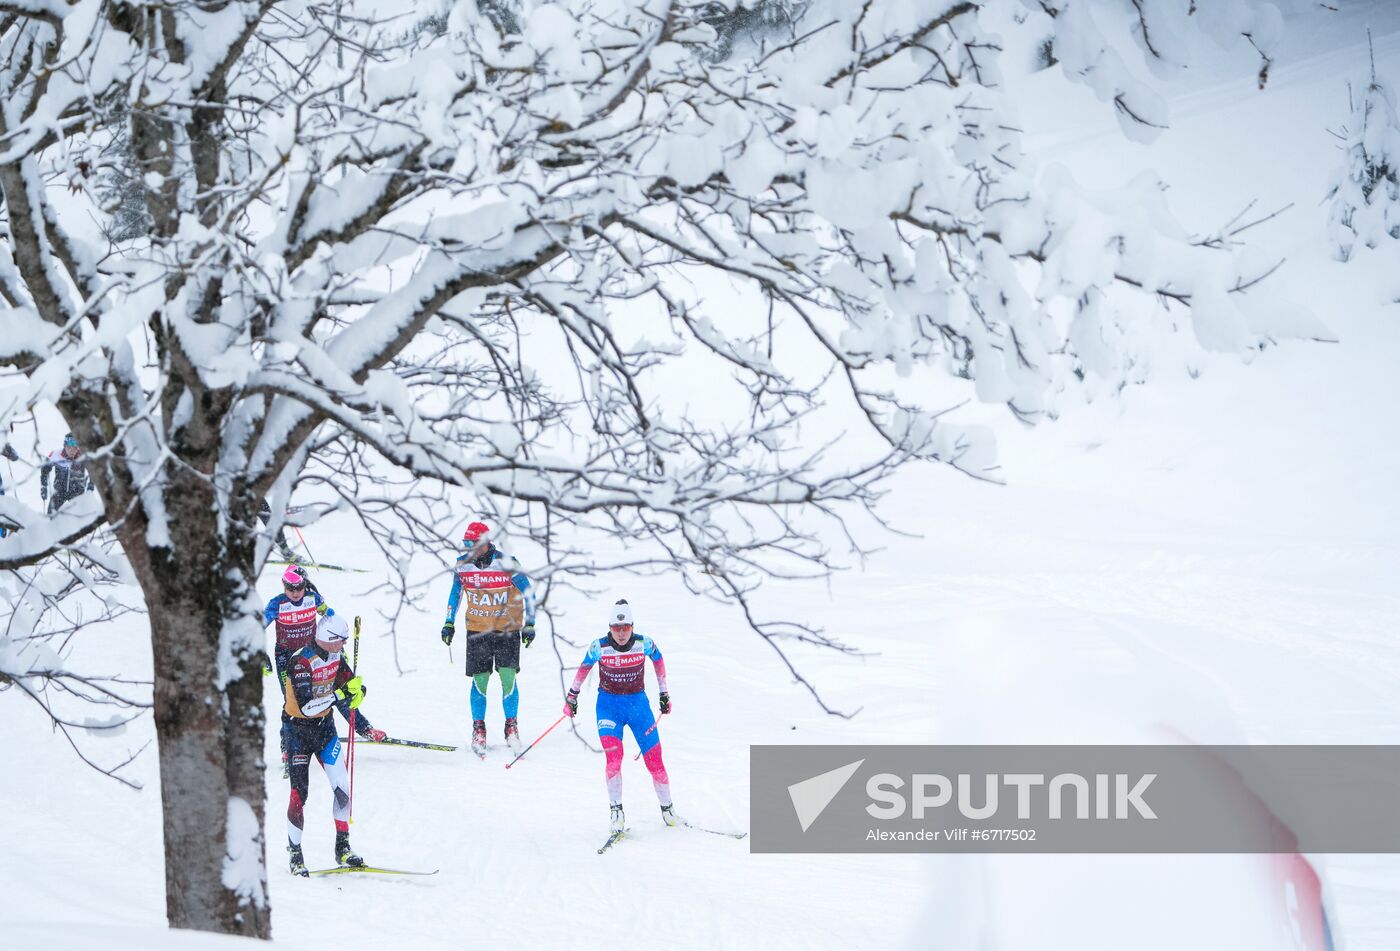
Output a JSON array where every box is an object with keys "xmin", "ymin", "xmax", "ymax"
[{"xmin": 3, "ymin": 2, "xmax": 1399, "ymax": 949}]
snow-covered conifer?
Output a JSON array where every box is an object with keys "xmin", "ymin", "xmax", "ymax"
[{"xmin": 1327, "ymin": 39, "xmax": 1400, "ymax": 261}]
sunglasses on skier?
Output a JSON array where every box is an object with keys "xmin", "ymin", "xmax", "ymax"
[
  {"xmin": 284, "ymin": 582, "xmax": 306, "ymax": 595},
  {"xmin": 609, "ymin": 623, "xmax": 633, "ymax": 632}
]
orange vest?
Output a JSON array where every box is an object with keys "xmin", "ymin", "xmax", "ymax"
[
  {"xmin": 284, "ymin": 649, "xmax": 343, "ymax": 719},
  {"xmin": 455, "ymin": 565, "xmax": 527, "ymax": 633}
]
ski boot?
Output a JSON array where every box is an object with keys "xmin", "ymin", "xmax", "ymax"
[
  {"xmin": 471, "ymin": 719, "xmax": 488, "ymax": 757},
  {"xmin": 335, "ymin": 830, "xmax": 365, "ymax": 868},
  {"xmin": 661, "ymin": 804, "xmax": 680, "ymax": 828},
  {"xmin": 504, "ymin": 717, "xmax": 522, "ymax": 752},
  {"xmin": 610, "ymin": 803, "xmax": 625, "ymax": 833},
  {"xmin": 287, "ymin": 844, "xmax": 308, "ymax": 878}
]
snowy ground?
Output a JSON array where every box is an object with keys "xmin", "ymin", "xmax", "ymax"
[{"xmin": 4, "ymin": 3, "xmax": 1400, "ymax": 949}]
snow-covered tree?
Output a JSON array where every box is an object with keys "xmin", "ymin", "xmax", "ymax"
[
  {"xmin": 0, "ymin": 0, "xmax": 1303, "ymax": 938},
  {"xmin": 1327, "ymin": 46, "xmax": 1400, "ymax": 261},
  {"xmin": 0, "ymin": 547, "xmax": 149, "ymax": 784}
]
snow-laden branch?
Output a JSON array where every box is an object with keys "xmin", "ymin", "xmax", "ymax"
[
  {"xmin": 0, "ymin": 0, "xmax": 1313, "ymax": 696},
  {"xmin": 0, "ymin": 496, "xmax": 105, "ymax": 569}
]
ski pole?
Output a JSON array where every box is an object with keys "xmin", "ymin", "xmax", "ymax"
[
  {"xmin": 348, "ymin": 615, "xmax": 361, "ymax": 823},
  {"xmin": 293, "ymin": 524, "xmax": 317, "ymax": 564},
  {"xmin": 504, "ymin": 714, "xmax": 567, "ymax": 770},
  {"xmin": 632, "ymin": 716, "xmax": 664, "ymax": 761}
]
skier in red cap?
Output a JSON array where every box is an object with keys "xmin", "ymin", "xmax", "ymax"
[{"xmin": 440, "ymin": 521, "xmax": 536, "ymax": 756}]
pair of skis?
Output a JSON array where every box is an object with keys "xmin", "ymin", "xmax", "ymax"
[
  {"xmin": 340, "ymin": 735, "xmax": 457, "ymax": 752},
  {"xmin": 309, "ymin": 865, "xmax": 438, "ymax": 877},
  {"xmin": 310, "ymin": 735, "xmax": 448, "ymax": 876},
  {"xmin": 598, "ymin": 818, "xmax": 748, "ymax": 853},
  {"xmin": 341, "ymin": 731, "xmax": 529, "ymax": 758}
]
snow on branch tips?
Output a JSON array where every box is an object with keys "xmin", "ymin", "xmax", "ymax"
[
  {"xmin": 0, "ymin": 0, "xmax": 1314, "ymax": 673},
  {"xmin": 0, "ymin": 557, "xmax": 150, "ymax": 790},
  {"xmin": 0, "ymin": 0, "xmax": 1315, "ymax": 723}
]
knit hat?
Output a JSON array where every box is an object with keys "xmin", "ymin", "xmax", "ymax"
[
  {"xmin": 607, "ymin": 599, "xmax": 634, "ymax": 627},
  {"xmin": 316, "ymin": 613, "xmax": 350, "ymax": 648}
]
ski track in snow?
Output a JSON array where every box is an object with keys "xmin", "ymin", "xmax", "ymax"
[{"xmin": 4, "ymin": 4, "xmax": 1400, "ymax": 949}]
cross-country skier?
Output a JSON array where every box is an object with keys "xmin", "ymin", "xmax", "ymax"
[
  {"xmin": 283, "ymin": 612, "xmax": 368, "ymax": 876},
  {"xmin": 440, "ymin": 521, "xmax": 536, "ymax": 756},
  {"xmin": 38, "ymin": 433, "xmax": 94, "ymax": 514},
  {"xmin": 266, "ymin": 565, "xmax": 385, "ymax": 776},
  {"xmin": 563, "ymin": 598, "xmax": 675, "ymax": 833},
  {"xmin": 0, "ymin": 441, "xmax": 18, "ymax": 538}
]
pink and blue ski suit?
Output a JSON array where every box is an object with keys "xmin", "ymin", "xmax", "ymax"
[{"xmin": 568, "ymin": 633, "xmax": 671, "ymax": 807}]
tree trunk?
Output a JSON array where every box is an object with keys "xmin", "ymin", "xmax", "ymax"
[{"xmin": 129, "ymin": 487, "xmax": 270, "ymax": 938}]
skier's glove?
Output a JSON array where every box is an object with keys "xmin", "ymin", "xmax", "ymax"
[
  {"xmin": 335, "ymin": 676, "xmax": 366, "ymax": 709},
  {"xmin": 564, "ymin": 689, "xmax": 579, "ymax": 718},
  {"xmin": 361, "ymin": 728, "xmax": 388, "ymax": 742},
  {"xmin": 659, "ymin": 692, "xmax": 672, "ymax": 715},
  {"xmin": 521, "ymin": 624, "xmax": 536, "ymax": 648},
  {"xmin": 440, "ymin": 622, "xmax": 455, "ymax": 646}
]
